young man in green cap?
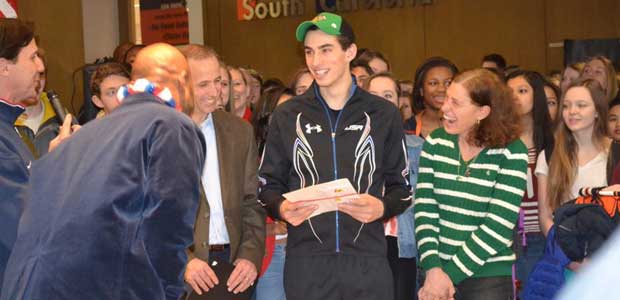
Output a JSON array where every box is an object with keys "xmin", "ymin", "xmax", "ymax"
[{"xmin": 258, "ymin": 12, "xmax": 411, "ymax": 300}]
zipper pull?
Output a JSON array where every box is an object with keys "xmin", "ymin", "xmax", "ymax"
[{"xmin": 331, "ymin": 132, "xmax": 335, "ymax": 138}]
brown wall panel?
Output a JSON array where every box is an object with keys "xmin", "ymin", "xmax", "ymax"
[
  {"xmin": 425, "ymin": 0, "xmax": 546, "ymax": 73},
  {"xmin": 342, "ymin": 6, "xmax": 425, "ymax": 80},
  {"xmin": 204, "ymin": 0, "xmax": 222, "ymax": 53},
  {"xmin": 207, "ymin": 1, "xmax": 312, "ymax": 83},
  {"xmin": 118, "ymin": 0, "xmax": 131, "ymax": 43},
  {"xmin": 18, "ymin": 0, "xmax": 85, "ymax": 114},
  {"xmin": 545, "ymin": 0, "xmax": 620, "ymax": 73}
]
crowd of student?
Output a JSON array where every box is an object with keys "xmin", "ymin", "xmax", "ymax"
[
  {"xmin": 222, "ymin": 49, "xmax": 616, "ymax": 300},
  {"xmin": 166, "ymin": 39, "xmax": 615, "ymax": 300},
  {"xmin": 3, "ymin": 11, "xmax": 620, "ymax": 300}
]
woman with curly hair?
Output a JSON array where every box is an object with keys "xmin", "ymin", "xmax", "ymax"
[{"xmin": 415, "ymin": 69, "xmax": 528, "ymax": 300}]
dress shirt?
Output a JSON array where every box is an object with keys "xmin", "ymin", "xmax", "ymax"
[{"xmin": 201, "ymin": 113, "xmax": 230, "ymax": 244}]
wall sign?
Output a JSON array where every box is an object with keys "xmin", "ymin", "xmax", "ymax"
[
  {"xmin": 316, "ymin": 0, "xmax": 429, "ymax": 13},
  {"xmin": 236, "ymin": 0, "xmax": 431, "ymax": 21},
  {"xmin": 237, "ymin": 0, "xmax": 305, "ymax": 21},
  {"xmin": 140, "ymin": 0, "xmax": 189, "ymax": 45}
]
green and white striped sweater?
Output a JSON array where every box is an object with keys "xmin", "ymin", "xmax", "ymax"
[{"xmin": 414, "ymin": 128, "xmax": 528, "ymax": 284}]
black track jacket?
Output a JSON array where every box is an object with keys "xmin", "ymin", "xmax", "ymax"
[{"xmin": 258, "ymin": 82, "xmax": 411, "ymax": 257}]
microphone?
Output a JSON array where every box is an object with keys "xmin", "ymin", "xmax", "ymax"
[{"xmin": 47, "ymin": 90, "xmax": 78, "ymax": 126}]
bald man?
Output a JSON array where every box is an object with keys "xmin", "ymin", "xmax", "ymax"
[{"xmin": 1, "ymin": 43, "xmax": 206, "ymax": 300}]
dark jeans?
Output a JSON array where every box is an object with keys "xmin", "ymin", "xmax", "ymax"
[
  {"xmin": 420, "ymin": 272, "xmax": 512, "ymax": 300},
  {"xmin": 387, "ymin": 236, "xmax": 418, "ymax": 300},
  {"xmin": 455, "ymin": 276, "xmax": 513, "ymax": 300},
  {"xmin": 515, "ymin": 233, "xmax": 545, "ymax": 298}
]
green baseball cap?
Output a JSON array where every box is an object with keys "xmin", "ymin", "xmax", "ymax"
[{"xmin": 295, "ymin": 12, "xmax": 355, "ymax": 42}]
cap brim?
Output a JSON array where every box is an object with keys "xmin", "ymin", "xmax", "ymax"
[{"xmin": 296, "ymin": 21, "xmax": 315, "ymax": 42}]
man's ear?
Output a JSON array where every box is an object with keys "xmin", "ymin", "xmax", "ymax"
[
  {"xmin": 91, "ymin": 95, "xmax": 104, "ymax": 109},
  {"xmin": 0, "ymin": 58, "xmax": 11, "ymax": 76},
  {"xmin": 345, "ymin": 43, "xmax": 357, "ymax": 63}
]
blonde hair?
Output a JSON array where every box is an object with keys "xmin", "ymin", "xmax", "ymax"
[{"xmin": 582, "ymin": 56, "xmax": 618, "ymax": 102}]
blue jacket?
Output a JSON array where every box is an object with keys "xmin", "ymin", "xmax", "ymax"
[
  {"xmin": 1, "ymin": 93, "xmax": 206, "ymax": 300},
  {"xmin": 0, "ymin": 100, "xmax": 33, "ymax": 294},
  {"xmin": 523, "ymin": 226, "xmax": 571, "ymax": 300},
  {"xmin": 396, "ymin": 134, "xmax": 424, "ymax": 258}
]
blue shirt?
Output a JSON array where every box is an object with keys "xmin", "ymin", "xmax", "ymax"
[{"xmin": 201, "ymin": 113, "xmax": 230, "ymax": 244}]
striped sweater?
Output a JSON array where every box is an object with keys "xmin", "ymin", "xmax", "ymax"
[
  {"xmin": 414, "ymin": 128, "xmax": 528, "ymax": 284},
  {"xmin": 521, "ymin": 148, "xmax": 540, "ymax": 234}
]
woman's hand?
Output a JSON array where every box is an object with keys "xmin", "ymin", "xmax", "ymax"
[{"xmin": 419, "ymin": 268, "xmax": 455, "ymax": 300}]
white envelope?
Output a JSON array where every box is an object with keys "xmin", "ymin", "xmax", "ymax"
[{"xmin": 283, "ymin": 178, "xmax": 359, "ymax": 218}]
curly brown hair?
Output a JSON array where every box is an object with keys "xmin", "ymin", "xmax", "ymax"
[
  {"xmin": 454, "ymin": 68, "xmax": 522, "ymax": 148},
  {"xmin": 89, "ymin": 62, "xmax": 130, "ymax": 97}
]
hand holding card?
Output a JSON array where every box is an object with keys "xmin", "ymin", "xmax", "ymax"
[{"xmin": 283, "ymin": 179, "xmax": 359, "ymax": 219}]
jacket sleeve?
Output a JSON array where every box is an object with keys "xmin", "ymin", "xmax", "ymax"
[
  {"xmin": 413, "ymin": 133, "xmax": 443, "ymax": 272},
  {"xmin": 442, "ymin": 143, "xmax": 527, "ymax": 284},
  {"xmin": 380, "ymin": 107, "xmax": 412, "ymax": 220},
  {"xmin": 0, "ymin": 142, "xmax": 29, "ymax": 271},
  {"xmin": 142, "ymin": 117, "xmax": 206, "ymax": 300},
  {"xmin": 258, "ymin": 110, "xmax": 291, "ymax": 220},
  {"xmin": 237, "ymin": 123, "xmax": 266, "ymax": 271},
  {"xmin": 186, "ymin": 186, "xmax": 207, "ymax": 262}
]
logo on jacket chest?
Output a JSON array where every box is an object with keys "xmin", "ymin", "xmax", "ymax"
[
  {"xmin": 305, "ymin": 123, "xmax": 322, "ymax": 134},
  {"xmin": 304, "ymin": 123, "xmax": 365, "ymax": 134},
  {"xmin": 344, "ymin": 124, "xmax": 364, "ymax": 131}
]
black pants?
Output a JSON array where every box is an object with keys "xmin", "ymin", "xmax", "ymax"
[
  {"xmin": 386, "ymin": 236, "xmax": 418, "ymax": 300},
  {"xmin": 208, "ymin": 246, "xmax": 231, "ymax": 264},
  {"xmin": 184, "ymin": 247, "xmax": 256, "ymax": 299},
  {"xmin": 420, "ymin": 271, "xmax": 512, "ymax": 300},
  {"xmin": 284, "ymin": 254, "xmax": 393, "ymax": 300},
  {"xmin": 455, "ymin": 276, "xmax": 513, "ymax": 300}
]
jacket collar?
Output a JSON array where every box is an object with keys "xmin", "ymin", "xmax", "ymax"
[
  {"xmin": 0, "ymin": 98, "xmax": 26, "ymax": 125},
  {"xmin": 117, "ymin": 92, "xmax": 171, "ymax": 108},
  {"xmin": 311, "ymin": 75, "xmax": 358, "ymax": 110}
]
